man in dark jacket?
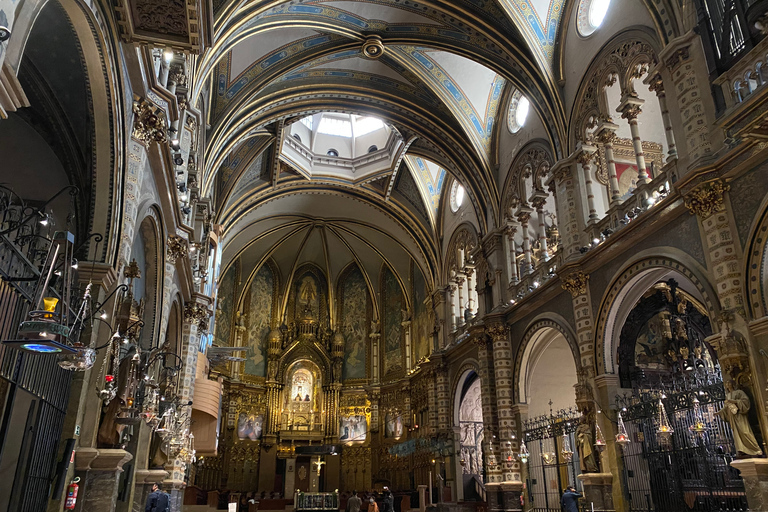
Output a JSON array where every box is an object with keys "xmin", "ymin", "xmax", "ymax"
[
  {"xmin": 145, "ymin": 483, "xmax": 171, "ymax": 512},
  {"xmin": 560, "ymin": 486, "xmax": 581, "ymax": 512}
]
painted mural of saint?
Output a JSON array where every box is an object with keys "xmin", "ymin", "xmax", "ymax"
[{"xmin": 299, "ymin": 276, "xmax": 317, "ymax": 307}]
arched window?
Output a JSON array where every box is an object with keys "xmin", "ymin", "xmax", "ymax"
[
  {"xmin": 327, "ymin": 149, "xmax": 339, "ymax": 157},
  {"xmin": 577, "ymin": 0, "xmax": 611, "ymax": 36}
]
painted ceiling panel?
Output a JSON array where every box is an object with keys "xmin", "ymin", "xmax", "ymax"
[
  {"xmin": 307, "ymin": 56, "xmax": 413, "ymax": 85},
  {"xmin": 314, "ymin": 0, "xmax": 443, "ymax": 25},
  {"xmin": 422, "ymin": 50, "xmax": 499, "ymax": 120},
  {"xmin": 229, "ymin": 28, "xmax": 319, "ymax": 78},
  {"xmin": 498, "ymin": 0, "xmax": 565, "ymax": 64},
  {"xmin": 404, "ymin": 156, "xmax": 446, "ymax": 221}
]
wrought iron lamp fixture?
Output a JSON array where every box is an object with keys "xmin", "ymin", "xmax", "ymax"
[{"xmin": 615, "ymin": 411, "xmax": 630, "ymax": 447}]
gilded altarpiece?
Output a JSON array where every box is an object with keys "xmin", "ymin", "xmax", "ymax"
[
  {"xmin": 382, "ymin": 267, "xmax": 404, "ymax": 378},
  {"xmin": 338, "ymin": 265, "xmax": 370, "ymax": 382}
]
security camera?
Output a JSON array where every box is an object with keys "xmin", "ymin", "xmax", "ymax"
[{"xmin": 0, "ymin": 27, "xmax": 10, "ymax": 42}]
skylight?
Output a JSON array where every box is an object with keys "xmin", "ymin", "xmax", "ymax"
[
  {"xmin": 355, "ymin": 117, "xmax": 384, "ymax": 137},
  {"xmin": 317, "ymin": 117, "xmax": 352, "ymax": 137}
]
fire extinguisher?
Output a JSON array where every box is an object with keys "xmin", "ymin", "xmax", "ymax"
[{"xmin": 64, "ymin": 477, "xmax": 80, "ymax": 510}]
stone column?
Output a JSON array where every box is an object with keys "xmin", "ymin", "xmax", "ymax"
[
  {"xmin": 324, "ymin": 384, "xmax": 341, "ymax": 442},
  {"xmin": 465, "ymin": 267, "xmax": 476, "ymax": 313},
  {"xmin": 592, "ymin": 375, "xmax": 625, "ymax": 512},
  {"xmin": 456, "ymin": 277, "xmax": 465, "ymax": 326},
  {"xmin": 469, "ymin": 325, "xmax": 501, "ymax": 485},
  {"xmin": 618, "ymin": 97, "xmax": 649, "ymax": 185},
  {"xmin": 516, "ymin": 209, "xmax": 534, "ymax": 276},
  {"xmin": 504, "ymin": 224, "xmax": 519, "ymax": 285},
  {"xmin": 577, "ymin": 144, "xmax": 600, "ymax": 222},
  {"xmin": 646, "ymin": 73, "xmax": 677, "ymax": 161},
  {"xmin": 74, "ymin": 448, "xmax": 133, "ymax": 512},
  {"xmin": 486, "ymin": 319, "xmax": 520, "ymax": 483},
  {"xmin": 594, "ymin": 121, "xmax": 622, "ymax": 205},
  {"xmin": 531, "ymin": 194, "xmax": 550, "ymax": 260}
]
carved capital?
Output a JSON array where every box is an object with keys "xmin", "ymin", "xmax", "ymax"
[
  {"xmin": 647, "ymin": 73, "xmax": 665, "ymax": 95},
  {"xmin": 485, "ymin": 322, "xmax": 509, "ymax": 342},
  {"xmin": 531, "ymin": 196, "xmax": 547, "ymax": 210},
  {"xmin": 517, "ymin": 211, "xmax": 531, "ymax": 225},
  {"xmin": 132, "ymin": 98, "xmax": 167, "ymax": 146},
  {"xmin": 561, "ymin": 271, "xmax": 589, "ymax": 297},
  {"xmin": 684, "ymin": 179, "xmax": 729, "ymax": 219},
  {"xmin": 167, "ymin": 235, "xmax": 189, "ymax": 263},
  {"xmin": 184, "ymin": 302, "xmax": 209, "ymax": 333},
  {"xmin": 620, "ymin": 103, "xmax": 642, "ymax": 121}
]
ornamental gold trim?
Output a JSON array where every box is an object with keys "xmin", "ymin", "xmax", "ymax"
[
  {"xmin": 684, "ymin": 179, "xmax": 729, "ymax": 219},
  {"xmin": 561, "ymin": 271, "xmax": 589, "ymax": 297}
]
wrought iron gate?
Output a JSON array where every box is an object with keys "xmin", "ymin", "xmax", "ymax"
[
  {"xmin": 617, "ymin": 369, "xmax": 748, "ymax": 512},
  {"xmin": 524, "ymin": 409, "xmax": 581, "ymax": 512}
]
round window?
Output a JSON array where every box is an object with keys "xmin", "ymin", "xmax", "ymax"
[
  {"xmin": 507, "ymin": 90, "xmax": 530, "ymax": 134},
  {"xmin": 450, "ymin": 181, "xmax": 465, "ymax": 213},
  {"xmin": 577, "ymin": 0, "xmax": 611, "ymax": 36}
]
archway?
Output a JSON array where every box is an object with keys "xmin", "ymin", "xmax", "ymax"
[
  {"xmin": 517, "ymin": 324, "xmax": 581, "ymax": 512},
  {"xmin": 455, "ymin": 370, "xmax": 484, "ymax": 501}
]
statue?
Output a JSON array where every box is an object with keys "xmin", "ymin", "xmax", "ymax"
[
  {"xmin": 299, "ymin": 277, "xmax": 317, "ymax": 307},
  {"xmin": 575, "ymin": 414, "xmax": 599, "ymax": 472},
  {"xmin": 463, "ymin": 304, "xmax": 473, "ymax": 324},
  {"xmin": 716, "ymin": 380, "xmax": 763, "ymax": 458},
  {"xmin": 332, "ymin": 359, "xmax": 343, "ymax": 383}
]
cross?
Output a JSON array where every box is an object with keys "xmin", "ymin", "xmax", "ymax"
[{"xmin": 314, "ymin": 459, "xmax": 326, "ymax": 475}]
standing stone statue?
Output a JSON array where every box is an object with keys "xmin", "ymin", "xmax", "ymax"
[
  {"xmin": 576, "ymin": 414, "xmax": 599, "ymax": 473},
  {"xmin": 716, "ymin": 380, "xmax": 763, "ymax": 458}
]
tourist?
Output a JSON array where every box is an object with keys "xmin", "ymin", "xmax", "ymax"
[
  {"xmin": 346, "ymin": 491, "xmax": 362, "ymax": 512},
  {"xmin": 560, "ymin": 486, "xmax": 581, "ymax": 512}
]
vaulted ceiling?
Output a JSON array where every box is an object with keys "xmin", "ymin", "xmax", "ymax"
[{"xmin": 201, "ymin": 0, "xmax": 572, "ymax": 287}]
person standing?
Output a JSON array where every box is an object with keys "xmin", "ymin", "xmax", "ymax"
[
  {"xmin": 368, "ymin": 497, "xmax": 379, "ymax": 512},
  {"xmin": 145, "ymin": 483, "xmax": 170, "ymax": 512},
  {"xmin": 346, "ymin": 491, "xmax": 362, "ymax": 512},
  {"xmin": 560, "ymin": 486, "xmax": 581, "ymax": 512},
  {"xmin": 381, "ymin": 490, "xmax": 394, "ymax": 512}
]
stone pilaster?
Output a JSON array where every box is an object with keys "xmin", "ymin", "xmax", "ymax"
[
  {"xmin": 592, "ymin": 375, "xmax": 626, "ymax": 512},
  {"xmin": 131, "ymin": 469, "xmax": 168, "ymax": 512},
  {"xmin": 434, "ymin": 357, "xmax": 450, "ymax": 432},
  {"xmin": 470, "ymin": 324, "xmax": 501, "ymax": 483},
  {"xmin": 548, "ymin": 161, "xmax": 586, "ymax": 261}
]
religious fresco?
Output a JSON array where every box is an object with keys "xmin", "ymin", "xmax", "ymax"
[
  {"xmin": 382, "ymin": 267, "xmax": 404, "ymax": 376},
  {"xmin": 214, "ymin": 262, "xmax": 238, "ymax": 346},
  {"xmin": 291, "ymin": 267, "xmax": 324, "ymax": 323},
  {"xmin": 236, "ymin": 412, "xmax": 263, "ymax": 440},
  {"xmin": 244, "ymin": 265, "xmax": 273, "ymax": 377},
  {"xmin": 412, "ymin": 265, "xmax": 430, "ymax": 363},
  {"xmin": 339, "ymin": 415, "xmax": 367, "ymax": 442},
  {"xmin": 634, "ymin": 311, "xmax": 670, "ymax": 370},
  {"xmin": 341, "ymin": 267, "xmax": 368, "ymax": 380}
]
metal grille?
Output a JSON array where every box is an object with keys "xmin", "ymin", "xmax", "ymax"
[
  {"xmin": 697, "ymin": 0, "xmax": 762, "ymax": 73},
  {"xmin": 526, "ymin": 433, "xmax": 581, "ymax": 512},
  {"xmin": 618, "ymin": 374, "xmax": 748, "ymax": 512}
]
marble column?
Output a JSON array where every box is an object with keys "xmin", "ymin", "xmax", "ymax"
[
  {"xmin": 403, "ymin": 318, "xmax": 412, "ymax": 372},
  {"xmin": 546, "ymin": 160, "xmax": 587, "ymax": 262},
  {"xmin": 594, "ymin": 120, "xmax": 622, "ymax": 205},
  {"xmin": 618, "ymin": 97, "xmax": 649, "ymax": 185},
  {"xmin": 456, "ymin": 277, "xmax": 465, "ymax": 326}
]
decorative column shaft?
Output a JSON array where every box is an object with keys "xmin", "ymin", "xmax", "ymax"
[
  {"xmin": 448, "ymin": 287, "xmax": 457, "ymax": 332},
  {"xmin": 517, "ymin": 210, "xmax": 533, "ymax": 276},
  {"xmin": 456, "ymin": 278, "xmax": 465, "ymax": 325},
  {"xmin": 577, "ymin": 144, "xmax": 599, "ymax": 222},
  {"xmin": 465, "ymin": 268, "xmax": 475, "ymax": 313},
  {"xmin": 403, "ymin": 319, "xmax": 412, "ymax": 372},
  {"xmin": 595, "ymin": 121, "xmax": 621, "ymax": 205},
  {"xmin": 470, "ymin": 327, "xmax": 501, "ymax": 484},
  {"xmin": 487, "ymin": 321, "xmax": 520, "ymax": 483},
  {"xmin": 647, "ymin": 74, "xmax": 677, "ymax": 160},
  {"xmin": 504, "ymin": 225, "xmax": 519, "ymax": 285},
  {"xmin": 561, "ymin": 271, "xmax": 596, "ymax": 375},
  {"xmin": 531, "ymin": 195, "xmax": 549, "ymax": 259},
  {"xmin": 619, "ymin": 98, "xmax": 649, "ymax": 184},
  {"xmin": 370, "ymin": 331, "xmax": 381, "ymax": 384}
]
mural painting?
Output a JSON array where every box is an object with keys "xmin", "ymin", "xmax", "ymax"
[
  {"xmin": 245, "ymin": 265, "xmax": 273, "ymax": 377},
  {"xmin": 339, "ymin": 415, "xmax": 367, "ymax": 442},
  {"xmin": 293, "ymin": 269, "xmax": 322, "ymax": 322},
  {"xmin": 382, "ymin": 267, "xmax": 403, "ymax": 376},
  {"xmin": 384, "ymin": 413, "xmax": 403, "ymax": 438},
  {"xmin": 214, "ymin": 263, "xmax": 238, "ymax": 346},
  {"xmin": 412, "ymin": 265, "xmax": 430, "ymax": 362},
  {"xmin": 342, "ymin": 267, "xmax": 368, "ymax": 380}
]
